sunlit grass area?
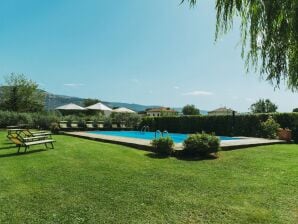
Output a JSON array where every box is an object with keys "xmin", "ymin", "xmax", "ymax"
[{"xmin": 0, "ymin": 131, "xmax": 297, "ymax": 223}]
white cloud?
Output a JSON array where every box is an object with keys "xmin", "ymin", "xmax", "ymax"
[
  {"xmin": 182, "ymin": 90, "xmax": 214, "ymax": 96},
  {"xmin": 63, "ymin": 83, "xmax": 84, "ymax": 87},
  {"xmin": 245, "ymin": 97, "xmax": 254, "ymax": 102},
  {"xmin": 173, "ymin": 86, "xmax": 180, "ymax": 90}
]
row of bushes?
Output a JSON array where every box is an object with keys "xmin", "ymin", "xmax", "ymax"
[
  {"xmin": 141, "ymin": 113, "xmax": 298, "ymax": 138},
  {"xmin": 0, "ymin": 110, "xmax": 61, "ymax": 129},
  {"xmin": 0, "ymin": 110, "xmax": 141, "ymax": 130},
  {"xmin": 151, "ymin": 133, "xmax": 220, "ymax": 158}
]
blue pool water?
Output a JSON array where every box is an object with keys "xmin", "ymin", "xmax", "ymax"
[{"xmin": 87, "ymin": 131, "xmax": 241, "ymax": 143}]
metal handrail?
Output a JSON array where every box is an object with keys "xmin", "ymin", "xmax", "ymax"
[
  {"xmin": 155, "ymin": 130, "xmax": 162, "ymax": 138},
  {"xmin": 162, "ymin": 130, "xmax": 169, "ymax": 137},
  {"xmin": 140, "ymin": 125, "xmax": 150, "ymax": 133}
]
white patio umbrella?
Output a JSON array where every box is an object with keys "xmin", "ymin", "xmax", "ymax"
[
  {"xmin": 86, "ymin": 102, "xmax": 112, "ymax": 111},
  {"xmin": 86, "ymin": 102, "xmax": 112, "ymax": 116},
  {"xmin": 113, "ymin": 107, "xmax": 136, "ymax": 113},
  {"xmin": 55, "ymin": 103, "xmax": 87, "ymax": 110}
]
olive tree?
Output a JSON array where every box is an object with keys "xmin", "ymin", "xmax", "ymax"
[
  {"xmin": 250, "ymin": 99, "xmax": 278, "ymax": 113},
  {"xmin": 0, "ymin": 73, "xmax": 45, "ymax": 112},
  {"xmin": 182, "ymin": 104, "xmax": 200, "ymax": 115}
]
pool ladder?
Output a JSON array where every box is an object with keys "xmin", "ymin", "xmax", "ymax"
[
  {"xmin": 140, "ymin": 125, "xmax": 150, "ymax": 134},
  {"xmin": 155, "ymin": 130, "xmax": 169, "ymax": 139}
]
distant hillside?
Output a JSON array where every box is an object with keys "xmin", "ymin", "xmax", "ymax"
[
  {"xmin": 45, "ymin": 93, "xmax": 85, "ymax": 109},
  {"xmin": 1, "ymin": 87, "xmax": 208, "ymax": 113},
  {"xmin": 45, "ymin": 92, "xmax": 160, "ymax": 112},
  {"xmin": 102, "ymin": 101, "xmax": 160, "ymax": 112}
]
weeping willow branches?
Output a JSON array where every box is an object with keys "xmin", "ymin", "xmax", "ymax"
[{"xmin": 182, "ymin": 0, "xmax": 298, "ymax": 90}]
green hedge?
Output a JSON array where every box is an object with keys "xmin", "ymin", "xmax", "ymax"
[{"xmin": 140, "ymin": 113, "xmax": 298, "ymax": 137}]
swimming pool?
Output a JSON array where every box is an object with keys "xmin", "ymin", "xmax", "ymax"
[{"xmin": 87, "ymin": 131, "xmax": 241, "ymax": 143}]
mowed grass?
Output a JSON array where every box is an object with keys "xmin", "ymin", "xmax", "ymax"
[{"xmin": 0, "ymin": 131, "xmax": 297, "ymax": 224}]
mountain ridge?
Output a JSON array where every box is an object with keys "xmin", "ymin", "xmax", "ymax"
[
  {"xmin": 45, "ymin": 92, "xmax": 209, "ymax": 114},
  {"xmin": 45, "ymin": 92, "xmax": 161, "ymax": 112},
  {"xmin": 0, "ymin": 87, "xmax": 208, "ymax": 114}
]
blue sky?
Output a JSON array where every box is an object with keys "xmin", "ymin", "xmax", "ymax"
[{"xmin": 0, "ymin": 0, "xmax": 296, "ymax": 112}]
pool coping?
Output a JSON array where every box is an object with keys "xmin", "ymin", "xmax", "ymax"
[{"xmin": 63, "ymin": 131, "xmax": 287, "ymax": 151}]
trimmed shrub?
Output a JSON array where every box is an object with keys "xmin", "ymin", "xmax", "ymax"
[
  {"xmin": 259, "ymin": 116, "xmax": 280, "ymax": 139},
  {"xmin": 183, "ymin": 133, "xmax": 220, "ymax": 156},
  {"xmin": 32, "ymin": 113, "xmax": 61, "ymax": 129},
  {"xmin": 50, "ymin": 122, "xmax": 60, "ymax": 134},
  {"xmin": 151, "ymin": 137, "xmax": 174, "ymax": 156}
]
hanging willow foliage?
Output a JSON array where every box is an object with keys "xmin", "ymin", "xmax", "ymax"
[{"xmin": 182, "ymin": 0, "xmax": 298, "ymax": 90}]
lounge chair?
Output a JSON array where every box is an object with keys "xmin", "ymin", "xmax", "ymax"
[
  {"xmin": 6, "ymin": 132, "xmax": 20, "ymax": 140},
  {"xmin": 120, "ymin": 122, "xmax": 126, "ymax": 129},
  {"xmin": 59, "ymin": 121, "xmax": 69, "ymax": 130},
  {"xmin": 7, "ymin": 128, "xmax": 26, "ymax": 135},
  {"xmin": 97, "ymin": 122, "xmax": 104, "ymax": 129},
  {"xmin": 86, "ymin": 121, "xmax": 95, "ymax": 129},
  {"xmin": 6, "ymin": 125, "xmax": 20, "ymax": 129},
  {"xmin": 8, "ymin": 136, "xmax": 55, "ymax": 153},
  {"xmin": 71, "ymin": 122, "xmax": 79, "ymax": 129},
  {"xmin": 20, "ymin": 129, "xmax": 52, "ymax": 138},
  {"xmin": 22, "ymin": 135, "xmax": 49, "ymax": 142}
]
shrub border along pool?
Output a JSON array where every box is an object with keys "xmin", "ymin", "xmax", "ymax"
[{"xmin": 63, "ymin": 131, "xmax": 286, "ymax": 151}]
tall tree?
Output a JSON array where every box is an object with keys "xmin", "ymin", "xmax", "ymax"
[
  {"xmin": 250, "ymin": 99, "xmax": 278, "ymax": 113},
  {"xmin": 182, "ymin": 0, "xmax": 298, "ymax": 90},
  {"xmin": 0, "ymin": 73, "xmax": 45, "ymax": 112},
  {"xmin": 182, "ymin": 104, "xmax": 200, "ymax": 115}
]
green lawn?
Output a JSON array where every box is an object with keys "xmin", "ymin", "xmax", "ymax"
[{"xmin": 0, "ymin": 132, "xmax": 297, "ymax": 224}]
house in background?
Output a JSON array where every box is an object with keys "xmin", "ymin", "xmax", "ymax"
[
  {"xmin": 208, "ymin": 107, "xmax": 236, "ymax": 116},
  {"xmin": 146, "ymin": 107, "xmax": 178, "ymax": 117}
]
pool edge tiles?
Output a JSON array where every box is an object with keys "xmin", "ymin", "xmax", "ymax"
[
  {"xmin": 64, "ymin": 131, "xmax": 156, "ymax": 151},
  {"xmin": 63, "ymin": 131, "xmax": 286, "ymax": 151}
]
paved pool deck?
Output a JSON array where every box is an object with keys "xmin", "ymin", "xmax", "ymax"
[{"xmin": 63, "ymin": 131, "xmax": 286, "ymax": 151}]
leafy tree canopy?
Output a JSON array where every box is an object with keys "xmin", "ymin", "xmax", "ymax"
[
  {"xmin": 183, "ymin": 0, "xmax": 298, "ymax": 90},
  {"xmin": 182, "ymin": 104, "xmax": 200, "ymax": 115},
  {"xmin": 293, "ymin": 108, "xmax": 298, "ymax": 113},
  {"xmin": 250, "ymin": 98, "xmax": 278, "ymax": 113},
  {"xmin": 0, "ymin": 73, "xmax": 45, "ymax": 112}
]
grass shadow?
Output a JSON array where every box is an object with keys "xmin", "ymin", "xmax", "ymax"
[
  {"xmin": 0, "ymin": 149, "xmax": 45, "ymax": 158},
  {"xmin": 145, "ymin": 152, "xmax": 218, "ymax": 161},
  {"xmin": 145, "ymin": 152, "xmax": 170, "ymax": 159},
  {"xmin": 2, "ymin": 142, "xmax": 14, "ymax": 145},
  {"xmin": 0, "ymin": 145, "xmax": 18, "ymax": 150},
  {"xmin": 174, "ymin": 152, "xmax": 218, "ymax": 161}
]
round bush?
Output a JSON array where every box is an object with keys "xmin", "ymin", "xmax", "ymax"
[
  {"xmin": 259, "ymin": 116, "xmax": 280, "ymax": 139},
  {"xmin": 183, "ymin": 133, "xmax": 220, "ymax": 156},
  {"xmin": 50, "ymin": 122, "xmax": 60, "ymax": 134},
  {"xmin": 151, "ymin": 137, "xmax": 174, "ymax": 156}
]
